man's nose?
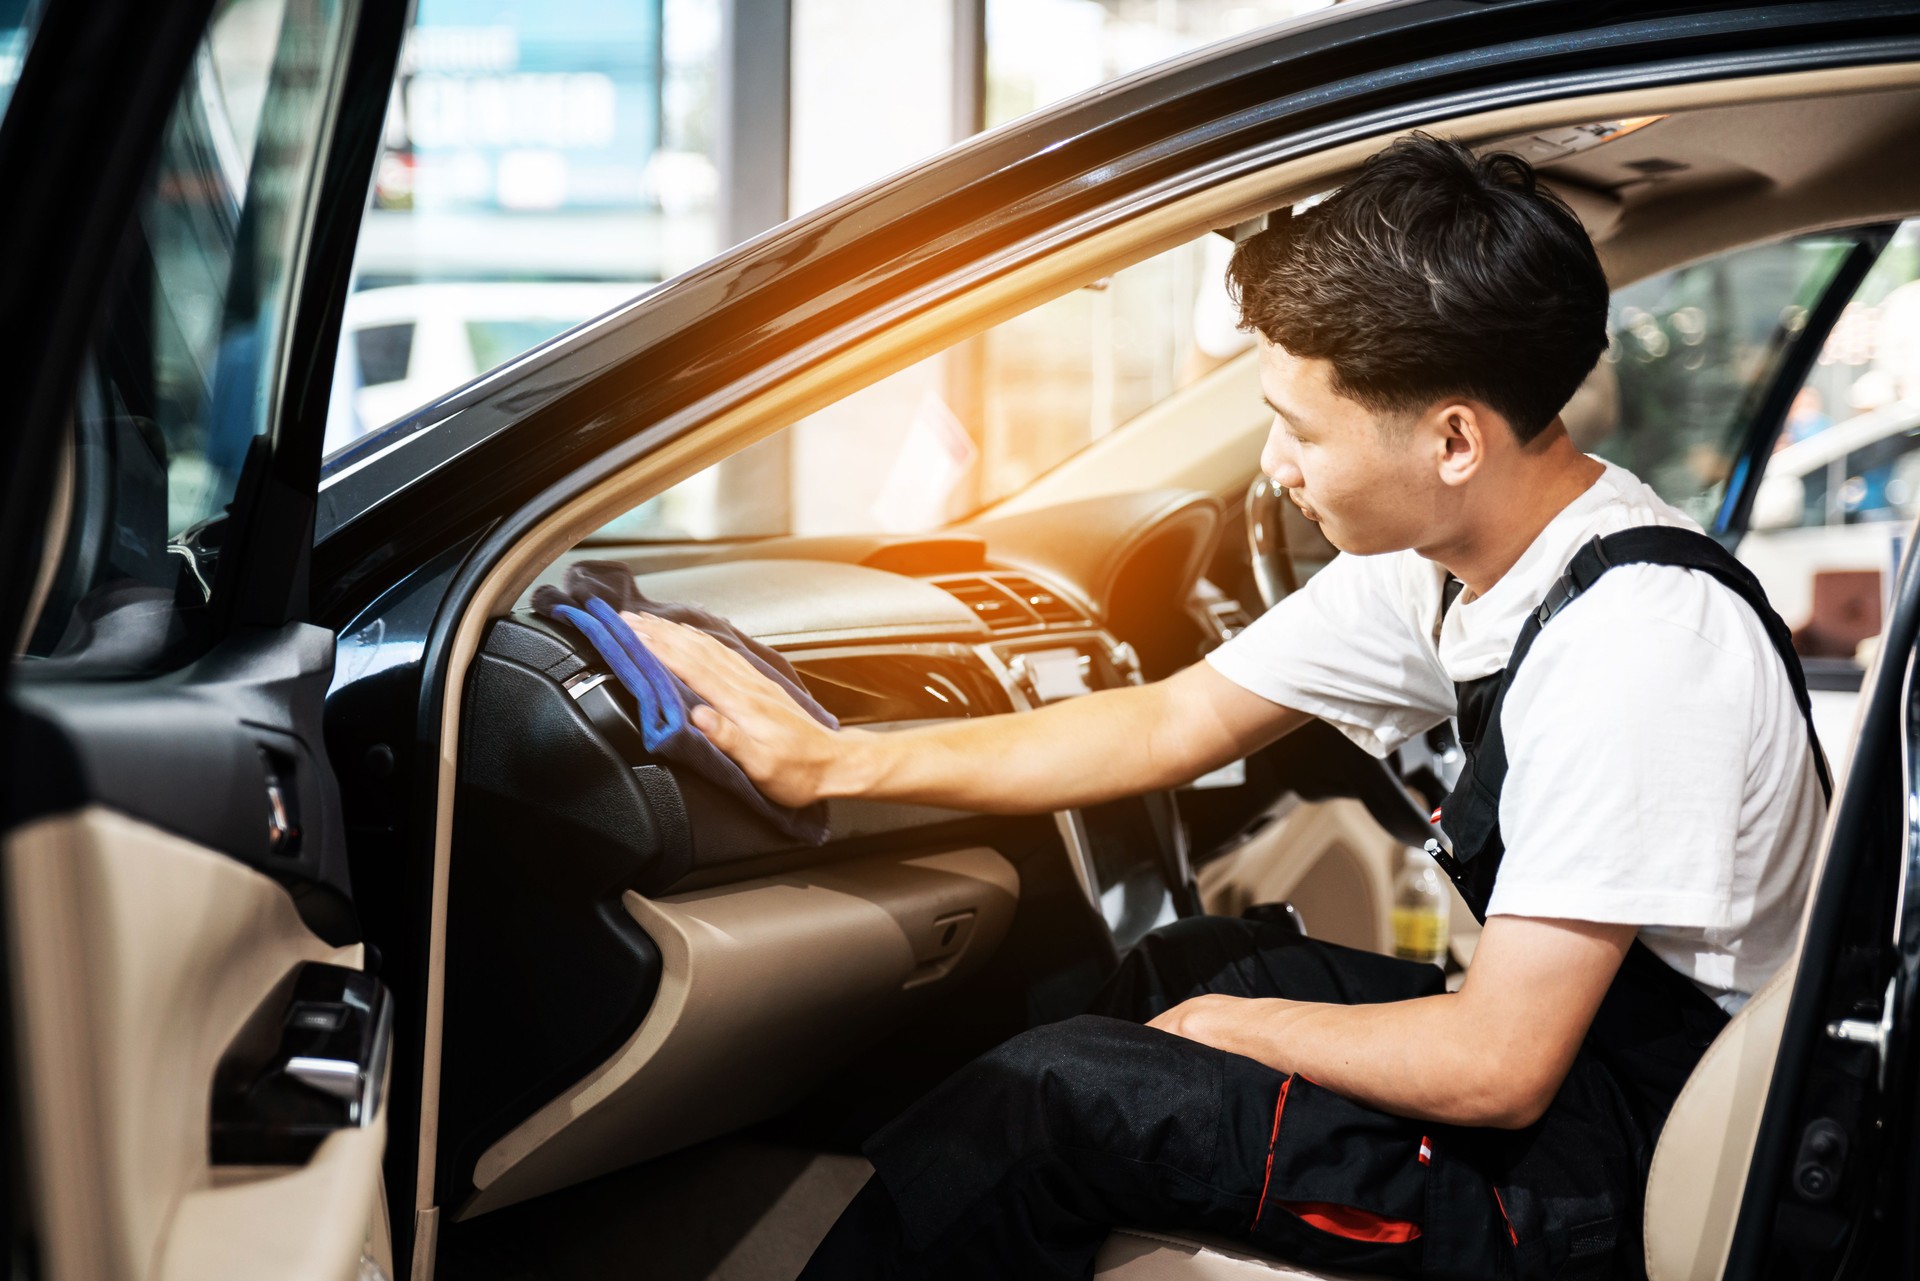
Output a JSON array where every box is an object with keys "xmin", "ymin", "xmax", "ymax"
[{"xmin": 1262, "ymin": 422, "xmax": 1303, "ymax": 489}]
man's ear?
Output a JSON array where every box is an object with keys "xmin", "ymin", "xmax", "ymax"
[{"xmin": 1432, "ymin": 401, "xmax": 1485, "ymax": 488}]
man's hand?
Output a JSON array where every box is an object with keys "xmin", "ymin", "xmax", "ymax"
[
  {"xmin": 629, "ymin": 611, "xmax": 1307, "ymax": 816},
  {"xmin": 1141, "ymin": 915, "xmax": 1636, "ymax": 1129},
  {"xmin": 1147, "ymin": 992, "xmax": 1286, "ymax": 1043},
  {"xmin": 624, "ymin": 611, "xmax": 863, "ymax": 808}
]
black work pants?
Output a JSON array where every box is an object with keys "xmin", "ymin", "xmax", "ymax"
[{"xmin": 798, "ymin": 916, "xmax": 1648, "ymax": 1280}]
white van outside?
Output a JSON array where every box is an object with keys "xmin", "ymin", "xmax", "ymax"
[
  {"xmin": 1744, "ymin": 394, "xmax": 1920, "ymax": 630},
  {"xmin": 324, "ymin": 281, "xmax": 650, "ymax": 455}
]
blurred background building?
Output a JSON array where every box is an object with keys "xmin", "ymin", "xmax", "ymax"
[{"xmin": 324, "ymin": 0, "xmax": 1341, "ymax": 535}]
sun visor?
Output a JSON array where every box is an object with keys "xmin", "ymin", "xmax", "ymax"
[
  {"xmin": 1215, "ymin": 175, "xmax": 1619, "ymax": 244},
  {"xmin": 1542, "ymin": 178, "xmax": 1624, "ymax": 242}
]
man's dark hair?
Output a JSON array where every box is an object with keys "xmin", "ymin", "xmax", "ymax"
[{"xmin": 1228, "ymin": 132, "xmax": 1609, "ymax": 443}]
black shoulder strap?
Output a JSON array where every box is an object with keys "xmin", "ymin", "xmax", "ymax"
[{"xmin": 1480, "ymin": 526, "xmax": 1834, "ymax": 803}]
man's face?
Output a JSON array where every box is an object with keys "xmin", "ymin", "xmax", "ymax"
[{"xmin": 1256, "ymin": 336, "xmax": 1443, "ymax": 556}]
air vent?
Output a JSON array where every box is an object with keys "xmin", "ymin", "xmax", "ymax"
[
  {"xmin": 994, "ymin": 575, "xmax": 1088, "ymax": 627},
  {"xmin": 935, "ymin": 577, "xmax": 1039, "ymax": 632}
]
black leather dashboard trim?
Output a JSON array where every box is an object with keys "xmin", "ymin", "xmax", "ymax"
[{"xmin": 442, "ymin": 651, "xmax": 673, "ymax": 1206}]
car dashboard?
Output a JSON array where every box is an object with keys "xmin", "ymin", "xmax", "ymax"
[{"xmin": 481, "ymin": 556, "xmax": 1194, "ymax": 935}]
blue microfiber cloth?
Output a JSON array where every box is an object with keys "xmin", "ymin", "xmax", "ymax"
[{"xmin": 532, "ymin": 562, "xmax": 836, "ymax": 845}]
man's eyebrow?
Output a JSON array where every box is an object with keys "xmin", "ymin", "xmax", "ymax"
[{"xmin": 1263, "ymin": 395, "xmax": 1313, "ymax": 431}]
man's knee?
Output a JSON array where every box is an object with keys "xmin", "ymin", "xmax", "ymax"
[
  {"xmin": 975, "ymin": 1017, "xmax": 1234, "ymax": 1168},
  {"xmin": 977, "ymin": 1015, "xmax": 1119, "ymax": 1092}
]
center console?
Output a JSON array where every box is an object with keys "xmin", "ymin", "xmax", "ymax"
[{"xmin": 946, "ymin": 589, "xmax": 1197, "ymax": 948}]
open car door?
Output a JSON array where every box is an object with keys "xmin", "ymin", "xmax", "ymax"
[{"xmin": 0, "ymin": 0, "xmax": 404, "ymax": 1277}]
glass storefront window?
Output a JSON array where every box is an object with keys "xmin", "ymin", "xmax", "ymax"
[
  {"xmin": 985, "ymin": 0, "xmax": 1334, "ymax": 127},
  {"xmin": 323, "ymin": 0, "xmax": 720, "ymax": 456}
]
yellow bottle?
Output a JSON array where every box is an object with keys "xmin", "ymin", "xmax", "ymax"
[{"xmin": 1392, "ymin": 846, "xmax": 1450, "ymax": 966}]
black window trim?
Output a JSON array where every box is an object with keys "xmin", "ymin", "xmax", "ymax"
[{"xmin": 1715, "ymin": 223, "xmax": 1898, "ymax": 540}]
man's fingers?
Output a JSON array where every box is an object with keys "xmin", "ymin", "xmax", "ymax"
[
  {"xmin": 626, "ymin": 613, "xmax": 748, "ymax": 696},
  {"xmin": 654, "ymin": 615, "xmax": 765, "ymax": 684},
  {"xmin": 626, "ymin": 613, "xmax": 790, "ymax": 728},
  {"xmin": 689, "ymin": 702, "xmax": 746, "ymax": 754},
  {"xmin": 619, "ymin": 613, "xmax": 828, "ymax": 808}
]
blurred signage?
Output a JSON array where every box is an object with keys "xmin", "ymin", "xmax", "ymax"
[{"xmin": 376, "ymin": 0, "xmax": 665, "ymax": 213}]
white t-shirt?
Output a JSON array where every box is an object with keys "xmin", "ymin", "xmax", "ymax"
[{"xmin": 1207, "ymin": 461, "xmax": 1826, "ymax": 1012}]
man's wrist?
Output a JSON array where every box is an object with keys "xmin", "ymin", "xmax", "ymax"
[
  {"xmin": 817, "ymin": 727, "xmax": 884, "ymax": 801},
  {"xmin": 1192, "ymin": 994, "xmax": 1296, "ymax": 1069}
]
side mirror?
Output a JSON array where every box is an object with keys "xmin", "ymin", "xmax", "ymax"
[{"xmin": 1244, "ymin": 475, "xmax": 1298, "ymax": 611}]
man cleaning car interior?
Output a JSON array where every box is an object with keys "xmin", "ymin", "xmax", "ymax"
[{"xmin": 628, "ymin": 133, "xmax": 1828, "ymax": 1280}]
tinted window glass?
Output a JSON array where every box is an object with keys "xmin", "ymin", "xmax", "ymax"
[
  {"xmin": 1594, "ymin": 233, "xmax": 1856, "ymax": 526},
  {"xmin": 0, "ymin": 0, "xmax": 46, "ymax": 121},
  {"xmin": 18, "ymin": 0, "xmax": 347, "ymax": 672},
  {"xmin": 322, "ymin": 1, "xmax": 720, "ymax": 457}
]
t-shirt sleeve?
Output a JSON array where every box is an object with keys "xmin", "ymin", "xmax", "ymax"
[
  {"xmin": 1486, "ymin": 575, "xmax": 1754, "ymax": 927},
  {"xmin": 1204, "ymin": 551, "xmax": 1454, "ymax": 758}
]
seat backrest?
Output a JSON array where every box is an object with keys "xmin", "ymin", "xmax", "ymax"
[{"xmin": 1641, "ymin": 953, "xmax": 1796, "ymax": 1281}]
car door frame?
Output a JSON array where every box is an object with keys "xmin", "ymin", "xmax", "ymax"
[{"xmin": 1723, "ymin": 502, "xmax": 1920, "ymax": 1277}]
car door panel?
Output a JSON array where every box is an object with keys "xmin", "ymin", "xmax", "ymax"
[
  {"xmin": 1724, "ymin": 519, "xmax": 1918, "ymax": 1275},
  {"xmin": 0, "ymin": 0, "xmax": 406, "ymax": 1274},
  {"xmin": 158, "ymin": 1122, "xmax": 391, "ymax": 1281},
  {"xmin": 13, "ymin": 624, "xmax": 356, "ymax": 937},
  {"xmin": 6, "ymin": 806, "xmax": 368, "ymax": 1281}
]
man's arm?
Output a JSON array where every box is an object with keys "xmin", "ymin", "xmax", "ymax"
[
  {"xmin": 1150, "ymin": 915, "xmax": 1636, "ymax": 1128},
  {"xmin": 626, "ymin": 611, "xmax": 1307, "ymax": 814}
]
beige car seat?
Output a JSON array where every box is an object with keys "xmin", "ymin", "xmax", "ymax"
[{"xmin": 1091, "ymin": 949, "xmax": 1802, "ymax": 1281}]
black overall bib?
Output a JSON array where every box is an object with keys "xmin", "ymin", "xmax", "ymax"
[
  {"xmin": 1434, "ymin": 527, "xmax": 1830, "ymax": 1140},
  {"xmin": 803, "ymin": 527, "xmax": 1828, "ymax": 1281},
  {"xmin": 1407, "ymin": 526, "xmax": 1832, "ymax": 1278}
]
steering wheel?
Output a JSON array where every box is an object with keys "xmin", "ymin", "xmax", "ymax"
[
  {"xmin": 1236, "ymin": 474, "xmax": 1449, "ymax": 844},
  {"xmin": 1243, "ymin": 475, "xmax": 1300, "ymax": 609}
]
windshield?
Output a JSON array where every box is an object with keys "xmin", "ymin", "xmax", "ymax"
[
  {"xmin": 587, "ymin": 216, "xmax": 1881, "ymax": 546},
  {"xmin": 589, "ymin": 232, "xmax": 1233, "ymax": 543}
]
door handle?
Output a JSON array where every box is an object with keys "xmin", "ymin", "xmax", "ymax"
[
  {"xmin": 259, "ymin": 746, "xmax": 303, "ymax": 857},
  {"xmin": 1825, "ymin": 974, "xmax": 1896, "ymax": 1090},
  {"xmin": 211, "ymin": 962, "xmax": 392, "ymax": 1164}
]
